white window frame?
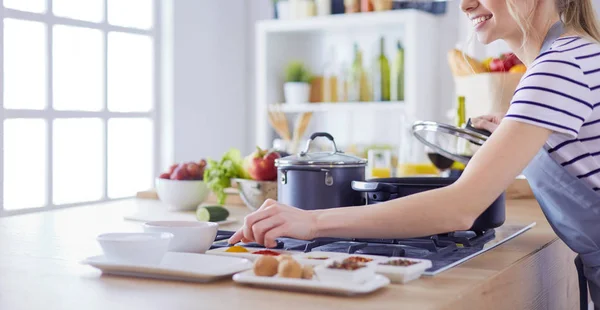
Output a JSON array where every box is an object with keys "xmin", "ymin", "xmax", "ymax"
[{"xmin": 0, "ymin": 0, "xmax": 163, "ymax": 216}]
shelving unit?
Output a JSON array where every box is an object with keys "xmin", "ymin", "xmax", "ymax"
[
  {"xmin": 269, "ymin": 102, "xmax": 405, "ymax": 113},
  {"xmin": 255, "ymin": 9, "xmax": 455, "ymax": 158}
]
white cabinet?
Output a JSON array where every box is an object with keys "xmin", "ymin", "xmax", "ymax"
[{"xmin": 255, "ymin": 9, "xmax": 454, "ymax": 159}]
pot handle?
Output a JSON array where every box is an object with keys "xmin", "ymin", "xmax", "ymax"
[
  {"xmin": 279, "ymin": 167, "xmax": 334, "ymax": 186},
  {"xmin": 300, "ymin": 132, "xmax": 340, "ymax": 156},
  {"xmin": 351, "ymin": 181, "xmax": 398, "ymax": 193}
]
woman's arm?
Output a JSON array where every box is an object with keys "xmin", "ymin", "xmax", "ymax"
[
  {"xmin": 313, "ymin": 119, "xmax": 552, "ymax": 239},
  {"xmin": 229, "ymin": 119, "xmax": 552, "ymax": 247}
]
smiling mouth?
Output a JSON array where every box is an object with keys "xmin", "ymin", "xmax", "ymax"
[{"xmin": 472, "ymin": 15, "xmax": 492, "ymax": 27}]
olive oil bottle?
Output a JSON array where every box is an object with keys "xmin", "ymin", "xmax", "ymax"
[{"xmin": 372, "ymin": 37, "xmax": 391, "ymax": 102}]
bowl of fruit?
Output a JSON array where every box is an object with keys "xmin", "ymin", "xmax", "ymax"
[{"xmin": 156, "ymin": 160, "xmax": 210, "ymax": 211}]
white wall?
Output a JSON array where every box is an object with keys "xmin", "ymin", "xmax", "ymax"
[{"xmin": 171, "ymin": 0, "xmax": 269, "ymax": 163}]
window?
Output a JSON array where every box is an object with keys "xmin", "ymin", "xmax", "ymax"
[{"xmin": 1, "ymin": 0, "xmax": 161, "ymax": 216}]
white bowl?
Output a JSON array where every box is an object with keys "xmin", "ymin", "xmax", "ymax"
[
  {"xmin": 142, "ymin": 221, "xmax": 218, "ymax": 253},
  {"xmin": 371, "ymin": 257, "xmax": 432, "ymax": 284},
  {"xmin": 314, "ymin": 258, "xmax": 376, "ymax": 284},
  {"xmin": 155, "ymin": 177, "xmax": 209, "ymax": 211},
  {"xmin": 96, "ymin": 232, "xmax": 173, "ymax": 265}
]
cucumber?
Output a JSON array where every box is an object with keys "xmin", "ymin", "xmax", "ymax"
[{"xmin": 196, "ymin": 205, "xmax": 229, "ymax": 222}]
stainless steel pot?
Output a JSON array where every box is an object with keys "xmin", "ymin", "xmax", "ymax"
[{"xmin": 274, "ymin": 132, "xmax": 367, "ymax": 210}]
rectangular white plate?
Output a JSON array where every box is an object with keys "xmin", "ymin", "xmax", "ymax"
[
  {"xmin": 205, "ymin": 247, "xmax": 302, "ymax": 261},
  {"xmin": 232, "ymin": 270, "xmax": 390, "ymax": 296},
  {"xmin": 81, "ymin": 252, "xmax": 252, "ymax": 282},
  {"xmin": 292, "ymin": 252, "xmax": 388, "ymax": 266}
]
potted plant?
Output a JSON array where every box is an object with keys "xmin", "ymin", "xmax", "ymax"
[{"xmin": 284, "ymin": 61, "xmax": 312, "ymax": 104}]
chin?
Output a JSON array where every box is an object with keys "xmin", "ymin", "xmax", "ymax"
[{"xmin": 475, "ymin": 32, "xmax": 498, "ymax": 45}]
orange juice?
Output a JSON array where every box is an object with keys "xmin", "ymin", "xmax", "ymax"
[
  {"xmin": 371, "ymin": 167, "xmax": 391, "ymax": 178},
  {"xmin": 396, "ymin": 163, "xmax": 438, "ymax": 176}
]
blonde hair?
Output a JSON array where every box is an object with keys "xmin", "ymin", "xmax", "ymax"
[{"xmin": 506, "ymin": 0, "xmax": 600, "ymax": 49}]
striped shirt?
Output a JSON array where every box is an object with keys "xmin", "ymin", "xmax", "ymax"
[{"xmin": 505, "ymin": 35, "xmax": 600, "ymax": 191}]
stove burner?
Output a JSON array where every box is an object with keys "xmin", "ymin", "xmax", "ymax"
[
  {"xmin": 354, "ymin": 245, "xmax": 406, "ymax": 257},
  {"xmin": 311, "ymin": 241, "xmax": 368, "ymax": 254}
]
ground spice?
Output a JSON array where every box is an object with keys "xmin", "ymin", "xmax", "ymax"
[{"xmin": 253, "ymin": 250, "xmax": 281, "ymax": 256}]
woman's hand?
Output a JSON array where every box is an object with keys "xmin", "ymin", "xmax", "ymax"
[
  {"xmin": 471, "ymin": 113, "xmax": 504, "ymax": 133},
  {"xmin": 227, "ymin": 199, "xmax": 318, "ymax": 248}
]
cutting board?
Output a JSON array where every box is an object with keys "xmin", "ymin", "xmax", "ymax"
[{"xmin": 123, "ymin": 201, "xmax": 237, "ymax": 225}]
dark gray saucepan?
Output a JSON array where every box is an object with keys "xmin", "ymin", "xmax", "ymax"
[{"xmin": 275, "ymin": 132, "xmax": 367, "ymax": 210}]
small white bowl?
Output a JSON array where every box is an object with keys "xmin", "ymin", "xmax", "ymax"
[
  {"xmin": 371, "ymin": 257, "xmax": 432, "ymax": 284},
  {"xmin": 96, "ymin": 232, "xmax": 173, "ymax": 265},
  {"xmin": 155, "ymin": 178, "xmax": 209, "ymax": 211},
  {"xmin": 142, "ymin": 221, "xmax": 218, "ymax": 253},
  {"xmin": 314, "ymin": 258, "xmax": 376, "ymax": 284}
]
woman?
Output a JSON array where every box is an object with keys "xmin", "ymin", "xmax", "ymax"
[{"xmin": 230, "ymin": 0, "xmax": 600, "ymax": 307}]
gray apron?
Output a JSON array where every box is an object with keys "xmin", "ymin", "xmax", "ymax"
[{"xmin": 522, "ymin": 21, "xmax": 600, "ymax": 310}]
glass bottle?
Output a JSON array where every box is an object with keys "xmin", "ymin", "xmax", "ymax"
[{"xmin": 372, "ymin": 37, "xmax": 390, "ymax": 102}]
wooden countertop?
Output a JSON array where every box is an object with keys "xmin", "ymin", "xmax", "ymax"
[{"xmin": 0, "ymin": 199, "xmax": 579, "ymax": 310}]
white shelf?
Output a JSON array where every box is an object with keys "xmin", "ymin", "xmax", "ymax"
[
  {"xmin": 269, "ymin": 102, "xmax": 405, "ymax": 113},
  {"xmin": 257, "ymin": 9, "xmax": 436, "ymax": 33}
]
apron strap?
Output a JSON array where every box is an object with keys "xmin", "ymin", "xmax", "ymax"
[{"xmin": 575, "ymin": 255, "xmax": 589, "ymax": 310}]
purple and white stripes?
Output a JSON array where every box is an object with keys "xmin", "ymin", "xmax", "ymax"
[{"xmin": 506, "ymin": 36, "xmax": 600, "ymax": 190}]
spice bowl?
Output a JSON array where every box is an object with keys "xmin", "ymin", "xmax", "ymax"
[
  {"xmin": 370, "ymin": 257, "xmax": 432, "ymax": 284},
  {"xmin": 313, "ymin": 258, "xmax": 376, "ymax": 284}
]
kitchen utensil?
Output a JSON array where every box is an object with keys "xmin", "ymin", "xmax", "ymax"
[
  {"xmin": 232, "ymin": 270, "xmax": 390, "ymax": 296},
  {"xmin": 81, "ymin": 252, "xmax": 253, "ymax": 283},
  {"xmin": 267, "ymin": 105, "xmax": 291, "ymax": 141},
  {"xmin": 351, "ymin": 177, "xmax": 505, "ymax": 231},
  {"xmin": 142, "ymin": 221, "xmax": 218, "ymax": 253},
  {"xmin": 275, "ymin": 132, "xmax": 367, "ymax": 211},
  {"xmin": 411, "ymin": 118, "xmax": 491, "ymax": 165},
  {"xmin": 155, "ymin": 178, "xmax": 210, "ymax": 211},
  {"xmin": 231, "ymin": 178, "xmax": 278, "ymax": 211},
  {"xmin": 96, "ymin": 232, "xmax": 174, "ymax": 265},
  {"xmin": 290, "ymin": 112, "xmax": 313, "ymax": 154}
]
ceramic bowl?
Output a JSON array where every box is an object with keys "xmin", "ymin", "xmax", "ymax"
[
  {"xmin": 155, "ymin": 177, "xmax": 210, "ymax": 211},
  {"xmin": 96, "ymin": 232, "xmax": 173, "ymax": 265},
  {"xmin": 314, "ymin": 258, "xmax": 376, "ymax": 284},
  {"xmin": 142, "ymin": 221, "xmax": 218, "ymax": 253}
]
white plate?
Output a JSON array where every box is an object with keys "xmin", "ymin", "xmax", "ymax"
[
  {"xmin": 232, "ymin": 270, "xmax": 390, "ymax": 296},
  {"xmin": 205, "ymin": 247, "xmax": 301, "ymax": 261},
  {"xmin": 81, "ymin": 252, "xmax": 252, "ymax": 282},
  {"xmin": 292, "ymin": 252, "xmax": 387, "ymax": 266}
]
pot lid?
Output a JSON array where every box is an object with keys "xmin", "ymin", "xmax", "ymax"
[
  {"xmin": 411, "ymin": 119, "xmax": 491, "ymax": 165},
  {"xmin": 275, "ymin": 132, "xmax": 367, "ymax": 167}
]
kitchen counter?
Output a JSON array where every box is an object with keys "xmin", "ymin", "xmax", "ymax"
[{"xmin": 0, "ymin": 198, "xmax": 580, "ymax": 310}]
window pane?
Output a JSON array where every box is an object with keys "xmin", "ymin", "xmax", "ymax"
[
  {"xmin": 3, "ymin": 19, "xmax": 47, "ymax": 110},
  {"xmin": 107, "ymin": 0, "xmax": 153, "ymax": 30},
  {"xmin": 53, "ymin": 119, "xmax": 103, "ymax": 205},
  {"xmin": 3, "ymin": 0, "xmax": 45, "ymax": 13},
  {"xmin": 53, "ymin": 26, "xmax": 103, "ymax": 111},
  {"xmin": 107, "ymin": 118, "xmax": 153, "ymax": 198},
  {"xmin": 108, "ymin": 32, "xmax": 153, "ymax": 112},
  {"xmin": 53, "ymin": 0, "xmax": 103, "ymax": 23},
  {"xmin": 3, "ymin": 119, "xmax": 47, "ymax": 210}
]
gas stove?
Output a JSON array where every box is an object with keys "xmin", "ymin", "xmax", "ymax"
[{"xmin": 210, "ymin": 223, "xmax": 536, "ymax": 275}]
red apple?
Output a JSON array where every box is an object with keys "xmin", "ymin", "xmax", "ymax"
[
  {"xmin": 159, "ymin": 172, "xmax": 171, "ymax": 179},
  {"xmin": 171, "ymin": 164, "xmax": 189, "ymax": 180},
  {"xmin": 168, "ymin": 163, "xmax": 178, "ymax": 175},
  {"xmin": 245, "ymin": 146, "xmax": 280, "ymax": 181},
  {"xmin": 186, "ymin": 162, "xmax": 201, "ymax": 178}
]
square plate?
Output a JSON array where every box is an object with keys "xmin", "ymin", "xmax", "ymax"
[
  {"xmin": 232, "ymin": 270, "xmax": 390, "ymax": 296},
  {"xmin": 205, "ymin": 247, "xmax": 301, "ymax": 261},
  {"xmin": 292, "ymin": 252, "xmax": 387, "ymax": 266},
  {"xmin": 81, "ymin": 252, "xmax": 252, "ymax": 282}
]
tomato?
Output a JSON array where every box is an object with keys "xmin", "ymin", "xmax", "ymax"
[{"xmin": 489, "ymin": 58, "xmax": 507, "ymax": 72}]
